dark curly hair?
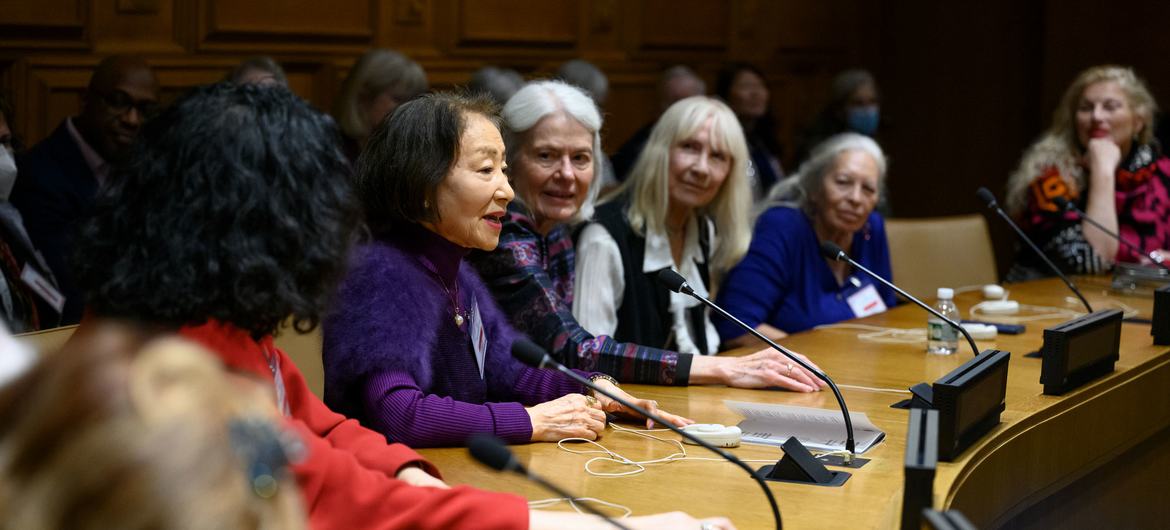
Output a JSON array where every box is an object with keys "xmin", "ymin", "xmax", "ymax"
[{"xmin": 73, "ymin": 82, "xmax": 360, "ymax": 338}]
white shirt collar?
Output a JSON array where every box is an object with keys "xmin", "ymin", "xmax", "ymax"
[{"xmin": 642, "ymin": 214, "xmax": 710, "ymax": 301}]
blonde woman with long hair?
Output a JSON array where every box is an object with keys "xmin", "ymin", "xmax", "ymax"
[
  {"xmin": 1004, "ymin": 65, "xmax": 1170, "ymax": 279},
  {"xmin": 573, "ymin": 96, "xmax": 823, "ymax": 391}
]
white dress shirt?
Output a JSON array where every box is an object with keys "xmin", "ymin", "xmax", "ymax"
[{"xmin": 573, "ymin": 214, "xmax": 720, "ymax": 355}]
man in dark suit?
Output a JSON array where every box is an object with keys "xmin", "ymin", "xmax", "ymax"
[{"xmin": 12, "ymin": 56, "xmax": 158, "ymax": 325}]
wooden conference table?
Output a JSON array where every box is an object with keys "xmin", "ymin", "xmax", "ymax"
[
  {"xmin": 15, "ymin": 278, "xmax": 1169, "ymax": 528},
  {"xmin": 417, "ymin": 277, "xmax": 1170, "ymax": 529}
]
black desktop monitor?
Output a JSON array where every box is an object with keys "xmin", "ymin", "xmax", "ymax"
[
  {"xmin": 932, "ymin": 349, "xmax": 1011, "ymax": 462},
  {"xmin": 1039, "ymin": 309, "xmax": 1122, "ymax": 395},
  {"xmin": 902, "ymin": 408, "xmax": 939, "ymax": 530}
]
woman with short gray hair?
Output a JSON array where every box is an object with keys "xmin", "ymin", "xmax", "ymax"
[{"xmin": 717, "ymin": 132, "xmax": 897, "ymax": 347}]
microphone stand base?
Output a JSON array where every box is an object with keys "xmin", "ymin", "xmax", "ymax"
[{"xmin": 757, "ymin": 438, "xmax": 851, "ymax": 487}]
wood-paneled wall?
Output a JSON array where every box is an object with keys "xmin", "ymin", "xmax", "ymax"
[
  {"xmin": 0, "ymin": 0, "xmax": 880, "ymax": 156},
  {"xmin": 5, "ymin": 0, "xmax": 1170, "ymax": 279}
]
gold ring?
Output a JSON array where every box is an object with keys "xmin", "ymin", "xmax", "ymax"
[
  {"xmin": 585, "ymin": 395, "xmax": 599, "ymax": 406},
  {"xmin": 786, "ymin": 363, "xmax": 793, "ymax": 376}
]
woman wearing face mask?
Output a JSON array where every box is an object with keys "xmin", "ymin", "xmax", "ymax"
[
  {"xmin": 574, "ymin": 96, "xmax": 826, "ymax": 390},
  {"xmin": 794, "ymin": 69, "xmax": 882, "ymax": 168},
  {"xmin": 470, "ymin": 81, "xmax": 822, "ymax": 392},
  {"xmin": 1005, "ymin": 65, "xmax": 1170, "ymax": 278},
  {"xmin": 0, "ymin": 95, "xmax": 61, "ymax": 332},
  {"xmin": 716, "ymin": 133, "xmax": 896, "ymax": 347},
  {"xmin": 323, "ymin": 93, "xmax": 691, "ymax": 449}
]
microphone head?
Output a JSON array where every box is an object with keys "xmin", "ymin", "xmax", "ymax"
[
  {"xmin": 1052, "ymin": 196, "xmax": 1070, "ymax": 211},
  {"xmin": 656, "ymin": 269, "xmax": 693, "ymax": 295},
  {"xmin": 975, "ymin": 187, "xmax": 999, "ymax": 209},
  {"xmin": 511, "ymin": 338, "xmax": 548, "ymax": 368},
  {"xmin": 819, "ymin": 241, "xmax": 846, "ymax": 261},
  {"xmin": 468, "ymin": 433, "xmax": 518, "ymax": 473}
]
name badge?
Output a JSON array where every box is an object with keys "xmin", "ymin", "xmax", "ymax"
[
  {"xmin": 846, "ymin": 284, "xmax": 888, "ymax": 318},
  {"xmin": 20, "ymin": 265, "xmax": 64, "ymax": 314},
  {"xmin": 468, "ymin": 296, "xmax": 487, "ymax": 380}
]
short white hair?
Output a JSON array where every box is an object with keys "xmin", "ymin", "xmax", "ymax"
[
  {"xmin": 766, "ymin": 132, "xmax": 888, "ymax": 217},
  {"xmin": 501, "ymin": 80, "xmax": 604, "ymax": 223}
]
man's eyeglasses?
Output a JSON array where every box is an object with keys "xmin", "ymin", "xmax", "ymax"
[{"xmin": 96, "ymin": 89, "xmax": 159, "ymax": 119}]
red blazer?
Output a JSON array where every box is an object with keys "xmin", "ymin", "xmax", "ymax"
[{"xmin": 179, "ymin": 320, "xmax": 528, "ymax": 530}]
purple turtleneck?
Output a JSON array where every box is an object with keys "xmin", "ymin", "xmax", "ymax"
[{"xmin": 323, "ymin": 223, "xmax": 593, "ymax": 448}]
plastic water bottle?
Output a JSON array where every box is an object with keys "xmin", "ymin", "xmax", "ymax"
[{"xmin": 927, "ymin": 287, "xmax": 959, "ymax": 355}]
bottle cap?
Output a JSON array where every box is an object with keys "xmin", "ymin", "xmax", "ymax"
[{"xmin": 937, "ymin": 287, "xmax": 954, "ymax": 299}]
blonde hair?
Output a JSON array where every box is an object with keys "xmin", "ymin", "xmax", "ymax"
[
  {"xmin": 502, "ymin": 80, "xmax": 604, "ymax": 223},
  {"xmin": 0, "ymin": 326, "xmax": 305, "ymax": 530},
  {"xmin": 609, "ymin": 96, "xmax": 753, "ymax": 272},
  {"xmin": 333, "ymin": 49, "xmax": 428, "ymax": 141},
  {"xmin": 1005, "ymin": 65, "xmax": 1158, "ymax": 214}
]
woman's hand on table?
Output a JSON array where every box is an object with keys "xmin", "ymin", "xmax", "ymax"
[
  {"xmin": 590, "ymin": 379, "xmax": 693, "ymax": 429},
  {"xmin": 526, "ymin": 393, "xmax": 607, "ymax": 442},
  {"xmin": 692, "ymin": 348, "xmax": 826, "ymax": 392}
]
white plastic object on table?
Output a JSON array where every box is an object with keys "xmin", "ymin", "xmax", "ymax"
[
  {"xmin": 982, "ymin": 284, "xmax": 1006, "ymax": 300},
  {"xmin": 960, "ymin": 323, "xmax": 998, "ymax": 340},
  {"xmin": 680, "ymin": 423, "xmax": 742, "ymax": 447}
]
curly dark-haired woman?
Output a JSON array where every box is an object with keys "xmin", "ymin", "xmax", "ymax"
[{"xmin": 72, "ymin": 83, "xmax": 531, "ymax": 530}]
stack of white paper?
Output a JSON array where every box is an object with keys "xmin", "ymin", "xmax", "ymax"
[{"xmin": 724, "ymin": 400, "xmax": 886, "ymax": 453}]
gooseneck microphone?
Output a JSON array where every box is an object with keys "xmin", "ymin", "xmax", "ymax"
[
  {"xmin": 512, "ymin": 339, "xmax": 782, "ymax": 530},
  {"xmin": 656, "ymin": 269, "xmax": 857, "ymax": 459},
  {"xmin": 818, "ymin": 241, "xmax": 981, "ymax": 358},
  {"xmin": 468, "ymin": 434, "xmax": 632, "ymax": 530},
  {"xmin": 1052, "ymin": 196, "xmax": 1170, "ymax": 271},
  {"xmin": 976, "ymin": 187, "xmax": 1094, "ymax": 313}
]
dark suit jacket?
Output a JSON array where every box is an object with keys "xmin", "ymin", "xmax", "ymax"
[{"xmin": 11, "ymin": 119, "xmax": 99, "ymax": 325}]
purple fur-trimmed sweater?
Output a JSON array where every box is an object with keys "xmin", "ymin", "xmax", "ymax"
[{"xmin": 322, "ymin": 225, "xmax": 591, "ymax": 448}]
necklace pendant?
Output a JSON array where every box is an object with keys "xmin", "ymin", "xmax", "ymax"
[{"xmin": 454, "ymin": 313, "xmax": 465, "ymax": 327}]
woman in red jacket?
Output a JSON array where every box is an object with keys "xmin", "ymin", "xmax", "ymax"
[{"xmin": 68, "ymin": 82, "xmax": 734, "ymax": 530}]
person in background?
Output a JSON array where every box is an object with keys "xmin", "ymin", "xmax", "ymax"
[
  {"xmin": 470, "ymin": 81, "xmax": 824, "ymax": 392},
  {"xmin": 11, "ymin": 55, "xmax": 157, "ymax": 325},
  {"xmin": 1005, "ymin": 65, "xmax": 1170, "ymax": 279},
  {"xmin": 611, "ymin": 65, "xmax": 707, "ymax": 182},
  {"xmin": 0, "ymin": 93, "xmax": 61, "ymax": 332},
  {"xmin": 323, "ymin": 92, "xmax": 691, "ymax": 450},
  {"xmin": 0, "ymin": 328, "xmax": 308, "ymax": 530},
  {"xmin": 794, "ymin": 69, "xmax": 882, "ymax": 167},
  {"xmin": 716, "ymin": 133, "xmax": 896, "ymax": 346},
  {"xmin": 557, "ymin": 59, "xmax": 609, "ymax": 107},
  {"xmin": 468, "ymin": 66, "xmax": 525, "ymax": 106},
  {"xmin": 229, "ymin": 56, "xmax": 289, "ymax": 87},
  {"xmin": 715, "ymin": 63, "xmax": 784, "ymax": 198},
  {"xmin": 332, "ymin": 49, "xmax": 428, "ymax": 161}
]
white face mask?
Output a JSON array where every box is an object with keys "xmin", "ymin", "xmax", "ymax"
[{"xmin": 0, "ymin": 147, "xmax": 16, "ymax": 202}]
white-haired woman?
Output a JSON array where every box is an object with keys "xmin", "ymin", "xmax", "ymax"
[
  {"xmin": 573, "ymin": 96, "xmax": 825, "ymax": 391},
  {"xmin": 1004, "ymin": 65, "xmax": 1170, "ymax": 279},
  {"xmin": 471, "ymin": 83, "xmax": 821, "ymax": 391},
  {"xmin": 331, "ymin": 48, "xmax": 428, "ymax": 160},
  {"xmin": 716, "ymin": 133, "xmax": 897, "ymax": 348}
]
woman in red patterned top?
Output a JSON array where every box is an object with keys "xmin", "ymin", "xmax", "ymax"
[{"xmin": 1005, "ymin": 65, "xmax": 1170, "ymax": 279}]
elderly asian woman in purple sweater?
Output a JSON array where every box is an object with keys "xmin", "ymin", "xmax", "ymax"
[{"xmin": 322, "ymin": 93, "xmax": 690, "ymax": 448}]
